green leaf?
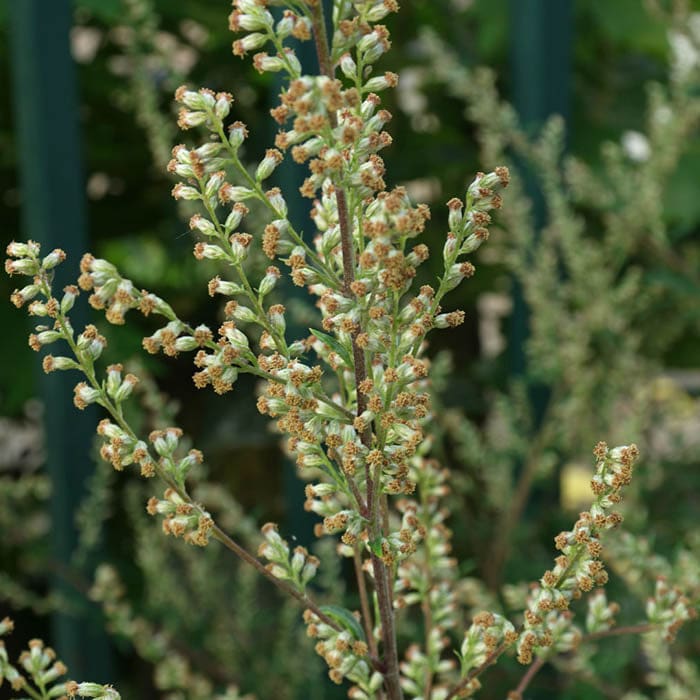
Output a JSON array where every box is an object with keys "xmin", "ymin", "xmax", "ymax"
[
  {"xmin": 368, "ymin": 537, "xmax": 384, "ymax": 558},
  {"xmin": 319, "ymin": 605, "xmax": 366, "ymax": 642},
  {"xmin": 309, "ymin": 329, "xmax": 354, "ymax": 369}
]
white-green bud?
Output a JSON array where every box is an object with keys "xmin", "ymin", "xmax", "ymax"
[
  {"xmin": 214, "ymin": 93, "xmax": 232, "ymax": 120},
  {"xmin": 75, "ymin": 383, "xmax": 102, "ymax": 406},
  {"xmin": 196, "ymin": 243, "xmax": 228, "ymax": 261},
  {"xmin": 231, "ymin": 304, "xmax": 257, "ymax": 323},
  {"xmin": 106, "ymin": 365, "xmax": 122, "ymax": 396},
  {"xmin": 229, "ymin": 122, "xmax": 248, "ymax": 148},
  {"xmin": 205, "ymin": 171, "xmax": 226, "ymax": 198},
  {"xmin": 42, "ymin": 248, "xmax": 66, "ymax": 270},
  {"xmin": 255, "ymin": 54, "xmax": 286, "ymax": 72},
  {"xmin": 224, "ymin": 207, "xmax": 245, "ymax": 233},
  {"xmin": 266, "ymin": 190, "xmax": 288, "ymax": 217},
  {"xmin": 229, "ymin": 238, "xmax": 250, "ymax": 265},
  {"xmin": 190, "ymin": 215, "xmax": 216, "ymax": 237},
  {"xmin": 364, "ymin": 73, "xmax": 395, "ymax": 92},
  {"xmin": 60, "ymin": 287, "xmax": 79, "ymax": 314},
  {"xmin": 285, "ymin": 50, "xmax": 302, "ymax": 77},
  {"xmin": 339, "ymin": 53, "xmax": 357, "ymax": 79},
  {"xmin": 174, "ymin": 336, "xmax": 199, "ymax": 352},
  {"xmin": 235, "ymin": 31, "xmax": 267, "ymax": 54},
  {"xmin": 268, "ymin": 306, "xmax": 286, "ymax": 335},
  {"xmin": 220, "ymin": 184, "xmax": 255, "ymax": 202},
  {"xmin": 291, "ymin": 548, "xmax": 305, "ymax": 576},
  {"xmin": 6, "ymin": 241, "xmax": 36, "ymax": 258},
  {"xmin": 222, "ymin": 325, "xmax": 249, "ymax": 352},
  {"xmin": 259, "ymin": 267, "xmax": 281, "ymax": 297},
  {"xmin": 443, "ymin": 233, "xmax": 458, "ymax": 261},
  {"xmin": 114, "ymin": 375, "xmax": 138, "ymax": 403},
  {"xmin": 256, "ymin": 150, "xmax": 283, "ymax": 182},
  {"xmin": 178, "ymin": 110, "xmax": 209, "ymax": 128},
  {"xmin": 6, "ymin": 257, "xmax": 39, "ymax": 276},
  {"xmin": 36, "ymin": 330, "xmax": 62, "ymax": 345}
]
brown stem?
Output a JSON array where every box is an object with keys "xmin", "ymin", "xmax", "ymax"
[
  {"xmin": 507, "ymin": 623, "xmax": 657, "ymax": 698},
  {"xmin": 585, "ymin": 623, "xmax": 655, "ymax": 641},
  {"xmin": 512, "ymin": 655, "xmax": 546, "ymax": 698},
  {"xmin": 354, "ymin": 546, "xmax": 379, "ymax": 660},
  {"xmin": 309, "ymin": 6, "xmax": 403, "ymax": 699},
  {"xmin": 212, "ymin": 525, "xmax": 331, "ymax": 624},
  {"xmin": 444, "ymin": 642, "xmax": 510, "ymax": 700}
]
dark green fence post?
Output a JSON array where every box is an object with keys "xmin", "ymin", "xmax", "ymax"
[
  {"xmin": 508, "ymin": 0, "xmax": 572, "ymax": 395},
  {"xmin": 8, "ymin": 0, "xmax": 112, "ymax": 681}
]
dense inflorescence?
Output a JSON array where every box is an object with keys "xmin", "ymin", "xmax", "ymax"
[{"xmin": 5, "ymin": 1, "xmax": 699, "ymax": 699}]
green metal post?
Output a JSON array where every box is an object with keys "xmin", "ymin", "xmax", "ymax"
[
  {"xmin": 508, "ymin": 0, "xmax": 572, "ymax": 396},
  {"xmin": 8, "ymin": 0, "xmax": 112, "ymax": 681}
]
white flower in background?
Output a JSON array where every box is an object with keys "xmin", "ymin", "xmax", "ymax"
[
  {"xmin": 621, "ymin": 130, "xmax": 651, "ymax": 162},
  {"xmin": 668, "ymin": 27, "xmax": 700, "ymax": 82}
]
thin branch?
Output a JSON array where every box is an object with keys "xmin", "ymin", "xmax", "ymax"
[
  {"xmin": 444, "ymin": 642, "xmax": 510, "ymax": 700},
  {"xmin": 308, "ymin": 5, "xmax": 403, "ymax": 699},
  {"xmin": 354, "ymin": 546, "xmax": 379, "ymax": 660},
  {"xmin": 511, "ymin": 655, "xmax": 546, "ymax": 698}
]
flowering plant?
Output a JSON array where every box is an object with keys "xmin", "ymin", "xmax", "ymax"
[{"xmin": 5, "ymin": 1, "xmax": 698, "ymax": 698}]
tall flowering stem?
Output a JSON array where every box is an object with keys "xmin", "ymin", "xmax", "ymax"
[
  {"xmin": 307, "ymin": 3, "xmax": 400, "ymax": 698},
  {"xmin": 7, "ymin": 0, "xmax": 514, "ymax": 696}
]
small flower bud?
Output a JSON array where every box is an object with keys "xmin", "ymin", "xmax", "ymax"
[
  {"xmin": 189, "ymin": 214, "xmax": 216, "ymax": 237},
  {"xmin": 6, "ymin": 240, "xmax": 38, "ymax": 258},
  {"xmin": 193, "ymin": 242, "xmax": 227, "ymax": 261},
  {"xmin": 339, "ymin": 53, "xmax": 357, "ymax": 79},
  {"xmin": 177, "ymin": 109, "xmax": 209, "ymax": 130},
  {"xmin": 114, "ymin": 374, "xmax": 139, "ymax": 403},
  {"xmin": 268, "ymin": 304, "xmax": 286, "ymax": 335},
  {"xmin": 42, "ymin": 248, "xmax": 67, "ymax": 270},
  {"xmin": 106, "ymin": 364, "xmax": 123, "ymax": 397},
  {"xmin": 208, "ymin": 277, "xmax": 244, "ymax": 297},
  {"xmin": 256, "ymin": 149, "xmax": 284, "ymax": 181},
  {"xmin": 205, "ymin": 171, "xmax": 226, "ymax": 198},
  {"xmin": 233, "ymin": 32, "xmax": 268, "ymax": 58},
  {"xmin": 229, "ymin": 233, "xmax": 252, "ymax": 265},
  {"xmin": 228, "ymin": 121, "xmax": 249, "ymax": 148},
  {"xmin": 5, "ymin": 257, "xmax": 39, "ymax": 276},
  {"xmin": 364, "ymin": 71, "xmax": 399, "ymax": 92},
  {"xmin": 230, "ymin": 304, "xmax": 257, "ymax": 324},
  {"xmin": 443, "ymin": 233, "xmax": 458, "ymax": 261},
  {"xmin": 266, "ymin": 188, "xmax": 288, "ymax": 217},
  {"xmin": 10, "ymin": 284, "xmax": 40, "ymax": 307},
  {"xmin": 74, "ymin": 382, "xmax": 101, "ymax": 409},
  {"xmin": 253, "ymin": 52, "xmax": 286, "ymax": 73},
  {"xmin": 219, "ymin": 183, "xmax": 255, "ymax": 203},
  {"xmin": 171, "ymin": 184, "xmax": 201, "ymax": 201},
  {"xmin": 259, "ymin": 266, "xmax": 281, "ymax": 297},
  {"xmin": 61, "ymin": 285, "xmax": 79, "ymax": 314},
  {"xmin": 214, "ymin": 91, "xmax": 233, "ymax": 119}
]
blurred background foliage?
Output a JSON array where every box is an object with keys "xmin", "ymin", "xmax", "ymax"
[{"xmin": 1, "ymin": 0, "xmax": 700, "ymax": 698}]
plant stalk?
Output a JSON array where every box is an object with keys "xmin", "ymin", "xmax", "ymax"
[{"xmin": 309, "ymin": 5, "xmax": 404, "ymax": 699}]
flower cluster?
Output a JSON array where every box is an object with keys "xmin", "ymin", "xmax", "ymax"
[
  {"xmin": 303, "ymin": 609, "xmax": 374, "ymax": 690},
  {"xmin": 9, "ymin": 1, "xmax": 694, "ymax": 698},
  {"xmin": 147, "ymin": 487, "xmax": 214, "ymax": 547},
  {"xmin": 257, "ymin": 522, "xmax": 320, "ymax": 592},
  {"xmin": 455, "ymin": 612, "xmax": 519, "ymax": 695},
  {"xmin": 0, "ymin": 617, "xmax": 119, "ymax": 699},
  {"xmin": 646, "ymin": 576, "xmax": 697, "ymax": 642},
  {"xmin": 395, "ymin": 456, "xmax": 461, "ymax": 695},
  {"xmin": 517, "ymin": 443, "xmax": 640, "ymax": 663},
  {"xmin": 585, "ymin": 590, "xmax": 620, "ymax": 634}
]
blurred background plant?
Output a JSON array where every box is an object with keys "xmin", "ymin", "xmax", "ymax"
[{"xmin": 1, "ymin": 0, "xmax": 699, "ymax": 698}]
